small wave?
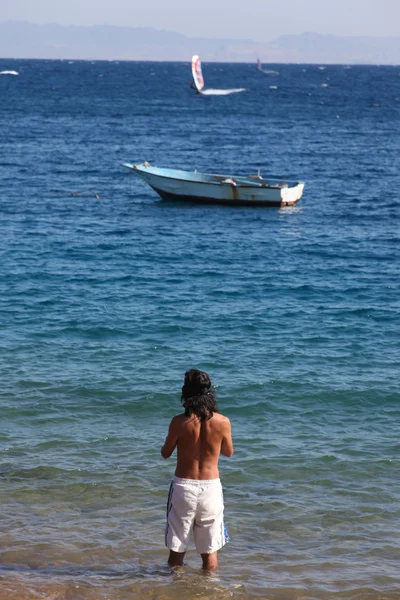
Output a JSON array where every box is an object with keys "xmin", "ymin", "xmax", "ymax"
[
  {"xmin": 1, "ymin": 465, "xmax": 77, "ymax": 480},
  {"xmin": 0, "ymin": 70, "xmax": 19, "ymax": 75}
]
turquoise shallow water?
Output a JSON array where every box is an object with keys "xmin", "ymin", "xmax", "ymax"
[{"xmin": 0, "ymin": 60, "xmax": 400, "ymax": 599}]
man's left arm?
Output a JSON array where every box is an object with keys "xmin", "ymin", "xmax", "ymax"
[{"xmin": 161, "ymin": 417, "xmax": 179, "ymax": 458}]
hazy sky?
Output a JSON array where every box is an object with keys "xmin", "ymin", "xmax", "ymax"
[{"xmin": 3, "ymin": 0, "xmax": 400, "ymax": 42}]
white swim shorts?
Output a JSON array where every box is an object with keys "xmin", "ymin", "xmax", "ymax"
[{"xmin": 165, "ymin": 476, "xmax": 229, "ymax": 554}]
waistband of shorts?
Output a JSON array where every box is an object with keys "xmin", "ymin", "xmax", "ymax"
[{"xmin": 173, "ymin": 476, "xmax": 221, "ymax": 486}]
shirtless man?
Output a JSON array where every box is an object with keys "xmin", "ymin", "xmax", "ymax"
[{"xmin": 161, "ymin": 369, "xmax": 234, "ymax": 570}]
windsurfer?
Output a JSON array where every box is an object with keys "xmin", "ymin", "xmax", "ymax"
[{"xmin": 189, "ymin": 81, "xmax": 200, "ymax": 94}]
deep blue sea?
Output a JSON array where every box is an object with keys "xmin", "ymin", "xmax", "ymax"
[{"xmin": 0, "ymin": 59, "xmax": 399, "ymax": 600}]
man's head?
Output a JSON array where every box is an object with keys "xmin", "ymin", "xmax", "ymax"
[{"xmin": 181, "ymin": 369, "xmax": 218, "ymax": 421}]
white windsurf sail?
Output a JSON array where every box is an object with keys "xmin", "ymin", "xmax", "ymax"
[
  {"xmin": 190, "ymin": 55, "xmax": 245, "ymax": 95},
  {"xmin": 191, "ymin": 55, "xmax": 204, "ymax": 92},
  {"xmin": 257, "ymin": 58, "xmax": 279, "ymax": 76}
]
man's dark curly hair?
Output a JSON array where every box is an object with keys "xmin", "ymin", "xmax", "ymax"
[{"xmin": 181, "ymin": 369, "xmax": 218, "ymax": 422}]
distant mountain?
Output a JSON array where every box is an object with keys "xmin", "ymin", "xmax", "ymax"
[{"xmin": 1, "ymin": 21, "xmax": 400, "ymax": 64}]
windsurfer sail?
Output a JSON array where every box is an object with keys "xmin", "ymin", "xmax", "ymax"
[
  {"xmin": 191, "ymin": 55, "xmax": 204, "ymax": 92},
  {"xmin": 256, "ymin": 58, "xmax": 280, "ymax": 76},
  {"xmin": 190, "ymin": 55, "xmax": 245, "ymax": 95}
]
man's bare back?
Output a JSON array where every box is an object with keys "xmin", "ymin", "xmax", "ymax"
[{"xmin": 161, "ymin": 412, "xmax": 233, "ymax": 479}]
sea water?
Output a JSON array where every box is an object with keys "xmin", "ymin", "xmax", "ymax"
[{"xmin": 0, "ymin": 60, "xmax": 399, "ymax": 599}]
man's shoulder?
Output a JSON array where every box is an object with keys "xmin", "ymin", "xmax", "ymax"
[
  {"xmin": 170, "ymin": 412, "xmax": 189, "ymax": 424},
  {"xmin": 211, "ymin": 412, "xmax": 230, "ymax": 425},
  {"xmin": 170, "ymin": 412, "xmax": 230, "ymax": 426}
]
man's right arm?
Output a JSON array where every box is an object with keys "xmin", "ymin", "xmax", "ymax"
[
  {"xmin": 161, "ymin": 416, "xmax": 179, "ymax": 459},
  {"xmin": 220, "ymin": 417, "xmax": 234, "ymax": 457}
]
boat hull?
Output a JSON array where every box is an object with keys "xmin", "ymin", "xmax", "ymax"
[
  {"xmin": 152, "ymin": 186, "xmax": 299, "ymax": 207},
  {"xmin": 123, "ymin": 163, "xmax": 304, "ymax": 207}
]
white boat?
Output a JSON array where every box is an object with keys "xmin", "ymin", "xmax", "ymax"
[
  {"xmin": 123, "ymin": 162, "xmax": 304, "ymax": 207},
  {"xmin": 191, "ymin": 55, "xmax": 245, "ymax": 95}
]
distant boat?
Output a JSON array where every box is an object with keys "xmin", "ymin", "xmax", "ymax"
[
  {"xmin": 190, "ymin": 55, "xmax": 245, "ymax": 96},
  {"xmin": 122, "ymin": 162, "xmax": 304, "ymax": 207}
]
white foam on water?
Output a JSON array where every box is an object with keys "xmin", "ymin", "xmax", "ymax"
[{"xmin": 200, "ymin": 88, "xmax": 246, "ymax": 95}]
